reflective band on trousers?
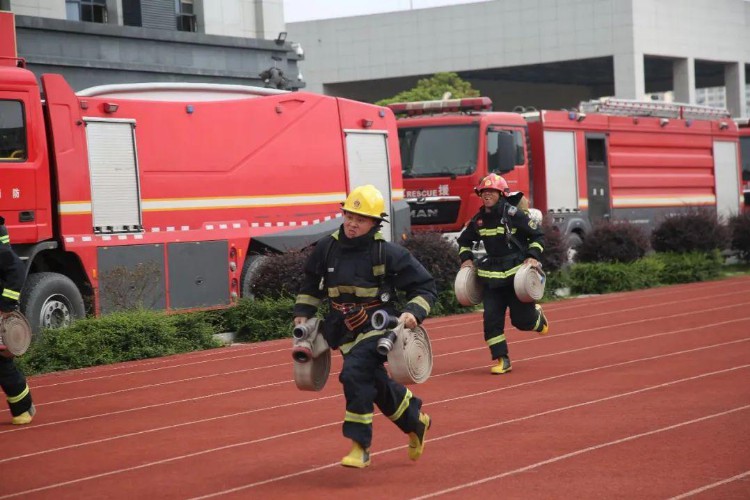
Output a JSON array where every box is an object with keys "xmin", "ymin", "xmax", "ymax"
[{"xmin": 7, "ymin": 385, "xmax": 29, "ymax": 404}]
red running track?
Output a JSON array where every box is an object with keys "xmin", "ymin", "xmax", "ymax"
[{"xmin": 1, "ymin": 276, "xmax": 749, "ymax": 499}]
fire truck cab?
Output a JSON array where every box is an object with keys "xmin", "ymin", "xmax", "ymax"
[{"xmin": 390, "ymin": 97, "xmax": 530, "ymax": 236}]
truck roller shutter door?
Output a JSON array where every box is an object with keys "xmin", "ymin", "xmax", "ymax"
[
  {"xmin": 344, "ymin": 131, "xmax": 393, "ymax": 241},
  {"xmin": 713, "ymin": 141, "xmax": 741, "ymax": 219},
  {"xmin": 84, "ymin": 119, "xmax": 142, "ymax": 233},
  {"xmin": 543, "ymin": 131, "xmax": 579, "ymax": 211}
]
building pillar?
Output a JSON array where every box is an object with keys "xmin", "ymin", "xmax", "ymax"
[
  {"xmin": 673, "ymin": 57, "xmax": 695, "ymax": 104},
  {"xmin": 725, "ymin": 62, "xmax": 747, "ymax": 118},
  {"xmin": 614, "ymin": 52, "xmax": 645, "ymax": 100}
]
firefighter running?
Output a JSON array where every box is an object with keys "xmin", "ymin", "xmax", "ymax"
[
  {"xmin": 457, "ymin": 174, "xmax": 549, "ymax": 374},
  {"xmin": 0, "ymin": 217, "xmax": 35, "ymax": 424},
  {"xmin": 293, "ymin": 185, "xmax": 437, "ymax": 468}
]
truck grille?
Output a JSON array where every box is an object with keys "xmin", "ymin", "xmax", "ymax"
[{"xmin": 408, "ymin": 200, "xmax": 461, "ymax": 225}]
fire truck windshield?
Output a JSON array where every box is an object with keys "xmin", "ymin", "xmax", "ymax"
[{"xmin": 399, "ymin": 125, "xmax": 478, "ymax": 178}]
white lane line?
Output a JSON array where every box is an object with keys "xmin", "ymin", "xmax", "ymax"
[
  {"xmin": 29, "ymin": 299, "xmax": 750, "ymax": 407},
  {"xmin": 2, "ymin": 335, "xmax": 748, "ymax": 465},
  {"xmin": 2, "ymin": 344, "xmax": 748, "ymax": 500},
  {"xmin": 410, "ymin": 405, "xmax": 750, "ymax": 500},
  {"xmin": 29, "ymin": 280, "xmax": 749, "ymax": 386},
  {"xmin": 667, "ymin": 471, "xmax": 750, "ymax": 499},
  {"xmin": 188, "ymin": 368, "xmax": 750, "ymax": 500},
  {"xmin": 2, "ymin": 314, "xmax": 747, "ymax": 439}
]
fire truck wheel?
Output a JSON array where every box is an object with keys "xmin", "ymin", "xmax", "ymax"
[
  {"xmin": 240, "ymin": 254, "xmax": 269, "ymax": 300},
  {"xmin": 20, "ymin": 272, "xmax": 86, "ymax": 337}
]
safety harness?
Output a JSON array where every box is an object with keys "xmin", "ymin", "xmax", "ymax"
[{"xmin": 319, "ymin": 231, "xmax": 392, "ymax": 331}]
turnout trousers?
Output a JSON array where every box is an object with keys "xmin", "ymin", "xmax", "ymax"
[
  {"xmin": 482, "ymin": 284, "xmax": 542, "ymax": 360},
  {"xmin": 0, "ymin": 356, "xmax": 32, "ymax": 417},
  {"xmin": 339, "ymin": 336, "xmax": 423, "ymax": 449}
]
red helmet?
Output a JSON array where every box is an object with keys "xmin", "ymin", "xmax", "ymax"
[{"xmin": 474, "ymin": 173, "xmax": 510, "ymax": 196}]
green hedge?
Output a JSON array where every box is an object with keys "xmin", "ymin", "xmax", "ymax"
[
  {"xmin": 17, "ymin": 309, "xmax": 221, "ymax": 375},
  {"xmin": 564, "ymin": 251, "xmax": 722, "ymax": 295}
]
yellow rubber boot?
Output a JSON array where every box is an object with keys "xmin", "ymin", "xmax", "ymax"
[
  {"xmin": 490, "ymin": 356, "xmax": 512, "ymax": 374},
  {"xmin": 408, "ymin": 412, "xmax": 431, "ymax": 461},
  {"xmin": 535, "ymin": 304, "xmax": 549, "ymax": 335},
  {"xmin": 341, "ymin": 441, "xmax": 371, "ymax": 468},
  {"xmin": 11, "ymin": 403, "xmax": 35, "ymax": 425}
]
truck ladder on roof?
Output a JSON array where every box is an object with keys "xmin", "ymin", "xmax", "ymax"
[{"xmin": 579, "ymin": 97, "xmax": 731, "ymax": 121}]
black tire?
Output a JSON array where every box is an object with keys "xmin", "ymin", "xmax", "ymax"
[
  {"xmin": 20, "ymin": 272, "xmax": 86, "ymax": 336},
  {"xmin": 239, "ymin": 254, "xmax": 268, "ymax": 299}
]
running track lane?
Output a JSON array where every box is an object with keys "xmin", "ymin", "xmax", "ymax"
[{"xmin": 0, "ymin": 276, "xmax": 748, "ymax": 499}]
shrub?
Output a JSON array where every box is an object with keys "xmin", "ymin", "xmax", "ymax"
[
  {"xmin": 401, "ymin": 231, "xmax": 461, "ymax": 293},
  {"xmin": 567, "ymin": 258, "xmax": 664, "ymax": 294},
  {"xmin": 224, "ymin": 296, "xmax": 297, "ymax": 343},
  {"xmin": 17, "ymin": 309, "xmax": 221, "ymax": 375},
  {"xmin": 575, "ymin": 220, "xmax": 649, "ymax": 263},
  {"xmin": 652, "ymin": 251, "xmax": 723, "ymax": 284},
  {"xmin": 251, "ymin": 247, "xmax": 313, "ymax": 299},
  {"xmin": 651, "ymin": 208, "xmax": 729, "ymax": 254},
  {"xmin": 540, "ymin": 217, "xmax": 568, "ymax": 273},
  {"xmin": 729, "ymin": 212, "xmax": 750, "ymax": 263}
]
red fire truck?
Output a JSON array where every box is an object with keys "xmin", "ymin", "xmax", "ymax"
[
  {"xmin": 390, "ymin": 96, "xmax": 743, "ymax": 246},
  {"xmin": 0, "ymin": 12, "xmax": 408, "ymax": 333}
]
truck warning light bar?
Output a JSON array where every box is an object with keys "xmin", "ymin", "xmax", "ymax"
[{"xmin": 387, "ymin": 97, "xmax": 492, "ymax": 116}]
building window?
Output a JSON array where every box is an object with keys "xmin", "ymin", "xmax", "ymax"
[
  {"xmin": 66, "ymin": 0, "xmax": 108, "ymax": 23},
  {"xmin": 176, "ymin": 0, "xmax": 196, "ymax": 32}
]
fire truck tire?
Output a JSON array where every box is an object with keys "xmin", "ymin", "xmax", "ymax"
[
  {"xmin": 20, "ymin": 272, "xmax": 86, "ymax": 336},
  {"xmin": 240, "ymin": 254, "xmax": 268, "ymax": 299}
]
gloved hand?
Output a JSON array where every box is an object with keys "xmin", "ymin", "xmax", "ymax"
[{"xmin": 399, "ymin": 312, "xmax": 417, "ymax": 330}]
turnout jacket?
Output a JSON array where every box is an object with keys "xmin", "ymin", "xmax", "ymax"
[
  {"xmin": 457, "ymin": 198, "xmax": 545, "ymax": 287},
  {"xmin": 0, "ymin": 218, "xmax": 25, "ymax": 312},
  {"xmin": 294, "ymin": 226, "xmax": 437, "ymax": 351}
]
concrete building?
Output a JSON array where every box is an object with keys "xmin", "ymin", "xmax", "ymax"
[
  {"xmin": 2, "ymin": 0, "xmax": 304, "ymax": 91},
  {"xmin": 287, "ymin": 0, "xmax": 750, "ymax": 117}
]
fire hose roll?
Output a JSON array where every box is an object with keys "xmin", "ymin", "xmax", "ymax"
[
  {"xmin": 454, "ymin": 266, "xmax": 483, "ymax": 307},
  {"xmin": 0, "ymin": 311, "xmax": 33, "ymax": 357},
  {"xmin": 292, "ymin": 318, "xmax": 331, "ymax": 392},
  {"xmin": 371, "ymin": 311, "xmax": 433, "ymax": 385},
  {"xmin": 513, "ymin": 263, "xmax": 546, "ymax": 303}
]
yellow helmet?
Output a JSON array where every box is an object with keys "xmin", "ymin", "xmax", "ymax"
[{"xmin": 341, "ymin": 184, "xmax": 387, "ymax": 220}]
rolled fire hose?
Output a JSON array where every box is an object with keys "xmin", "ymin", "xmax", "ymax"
[
  {"xmin": 0, "ymin": 311, "xmax": 33, "ymax": 357},
  {"xmin": 514, "ymin": 263, "xmax": 546, "ymax": 303},
  {"xmin": 454, "ymin": 266, "xmax": 483, "ymax": 307},
  {"xmin": 386, "ymin": 323, "xmax": 433, "ymax": 385},
  {"xmin": 292, "ymin": 318, "xmax": 331, "ymax": 392}
]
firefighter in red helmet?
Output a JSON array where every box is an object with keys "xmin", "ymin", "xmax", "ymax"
[
  {"xmin": 0, "ymin": 217, "xmax": 35, "ymax": 424},
  {"xmin": 293, "ymin": 185, "xmax": 437, "ymax": 468},
  {"xmin": 457, "ymin": 174, "xmax": 549, "ymax": 374}
]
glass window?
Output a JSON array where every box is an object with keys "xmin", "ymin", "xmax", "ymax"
[
  {"xmin": 0, "ymin": 100, "xmax": 27, "ymax": 161},
  {"xmin": 176, "ymin": 0, "xmax": 197, "ymax": 32},
  {"xmin": 399, "ymin": 125, "xmax": 479, "ymax": 178},
  {"xmin": 487, "ymin": 128, "xmax": 525, "ymax": 172},
  {"xmin": 66, "ymin": 0, "xmax": 107, "ymax": 23},
  {"xmin": 740, "ymin": 136, "xmax": 750, "ymax": 182}
]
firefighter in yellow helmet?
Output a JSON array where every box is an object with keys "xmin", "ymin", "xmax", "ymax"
[
  {"xmin": 293, "ymin": 185, "xmax": 437, "ymax": 468},
  {"xmin": 457, "ymin": 174, "xmax": 549, "ymax": 375},
  {"xmin": 0, "ymin": 217, "xmax": 35, "ymax": 424}
]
